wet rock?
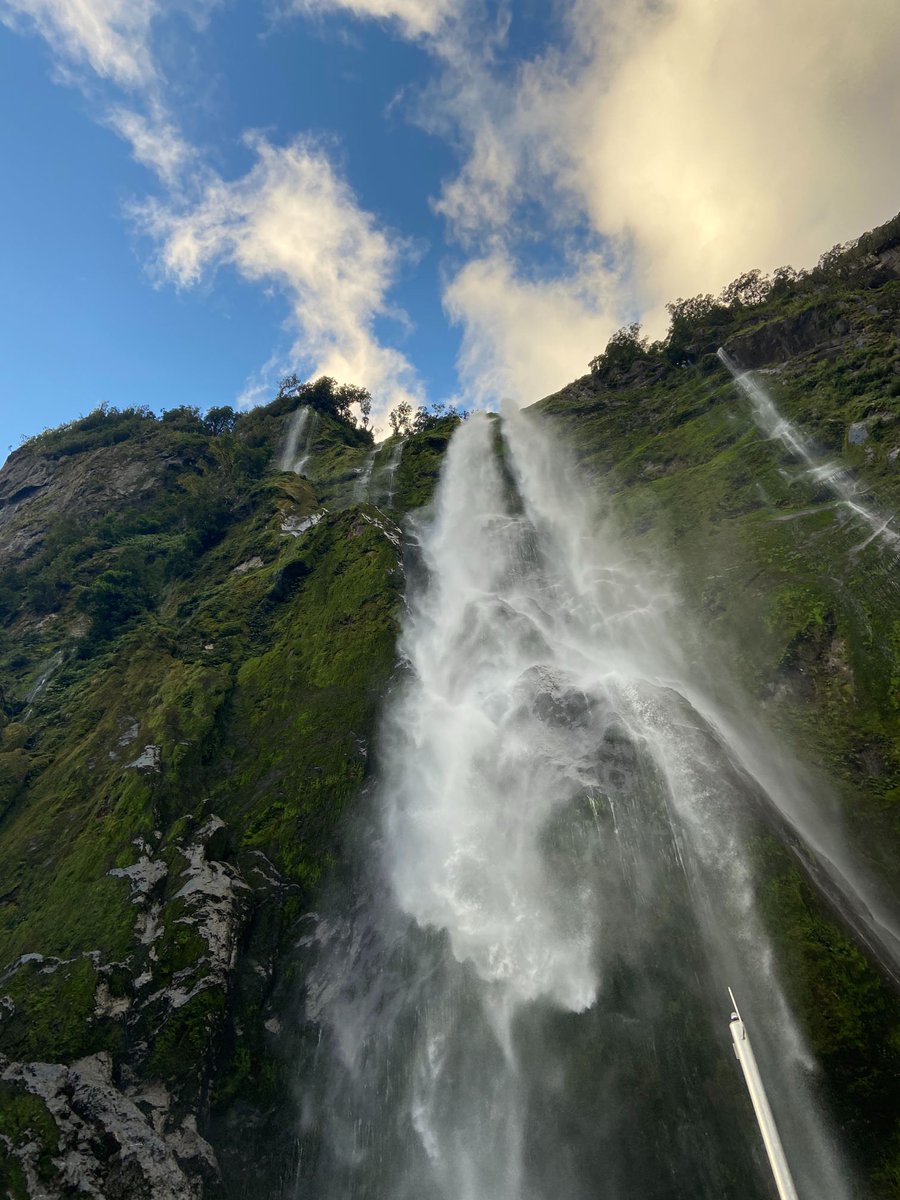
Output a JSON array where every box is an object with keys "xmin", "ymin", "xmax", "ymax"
[
  {"xmin": 125, "ymin": 745, "xmax": 161, "ymax": 773},
  {"xmin": 722, "ymin": 305, "xmax": 830, "ymax": 369},
  {"xmin": 160, "ymin": 818, "xmax": 249, "ymax": 1010},
  {"xmin": 848, "ymin": 421, "xmax": 870, "ymax": 445},
  {"xmin": 232, "ymin": 556, "xmax": 264, "ymax": 574},
  {"xmin": 281, "ymin": 512, "xmax": 323, "ymax": 537},
  {"xmin": 108, "ymin": 853, "xmax": 168, "ymax": 899},
  {"xmin": 1, "ymin": 1053, "xmax": 215, "ymax": 1198}
]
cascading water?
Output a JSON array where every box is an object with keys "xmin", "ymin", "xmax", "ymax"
[
  {"xmin": 353, "ymin": 449, "xmax": 378, "ymax": 502},
  {"xmin": 371, "ymin": 437, "xmax": 405, "ymax": 508},
  {"xmin": 280, "ymin": 405, "xmax": 320, "ymax": 474},
  {"xmin": 717, "ymin": 348, "xmax": 900, "ymax": 553},
  {"xmin": 296, "ymin": 408, "xmax": 870, "ymax": 1200}
]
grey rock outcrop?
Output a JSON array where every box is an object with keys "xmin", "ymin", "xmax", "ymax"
[{"xmin": 0, "ymin": 1052, "xmax": 219, "ymax": 1199}]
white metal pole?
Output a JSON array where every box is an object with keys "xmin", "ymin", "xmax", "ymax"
[{"xmin": 728, "ymin": 988, "xmax": 800, "ymax": 1200}]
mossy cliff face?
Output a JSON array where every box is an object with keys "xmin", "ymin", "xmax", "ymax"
[
  {"xmin": 0, "ymin": 395, "xmax": 459, "ymax": 1198},
  {"xmin": 2, "ymin": 212, "xmax": 900, "ymax": 1198},
  {"xmin": 537, "ymin": 213, "xmax": 900, "ymax": 1196}
]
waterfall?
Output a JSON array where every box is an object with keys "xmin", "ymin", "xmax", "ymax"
[
  {"xmin": 297, "ymin": 408, "xmax": 872, "ymax": 1200},
  {"xmin": 279, "ymin": 405, "xmax": 320, "ymax": 474},
  {"xmin": 717, "ymin": 348, "xmax": 899, "ymax": 552},
  {"xmin": 373, "ymin": 436, "xmax": 406, "ymax": 507},
  {"xmin": 353, "ymin": 449, "xmax": 378, "ymax": 503}
]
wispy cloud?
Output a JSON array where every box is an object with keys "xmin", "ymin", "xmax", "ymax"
[
  {"xmin": 3, "ymin": 0, "xmax": 422, "ymax": 417},
  {"xmin": 107, "ymin": 105, "xmax": 195, "ymax": 185},
  {"xmin": 288, "ymin": 0, "xmax": 464, "ymax": 40},
  {"xmin": 0, "ymin": 0, "xmax": 159, "ymax": 87},
  {"xmin": 137, "ymin": 134, "xmax": 421, "ymax": 415},
  {"xmin": 6, "ymin": 0, "xmax": 900, "ymax": 416},
  {"xmin": 401, "ymin": 0, "xmax": 900, "ymax": 403},
  {"xmin": 444, "ymin": 250, "xmax": 624, "ymax": 407}
]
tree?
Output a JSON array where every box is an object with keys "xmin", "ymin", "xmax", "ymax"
[
  {"xmin": 335, "ymin": 383, "xmax": 372, "ymax": 425},
  {"xmin": 719, "ymin": 269, "xmax": 771, "ymax": 309},
  {"xmin": 161, "ymin": 405, "xmax": 203, "ymax": 430},
  {"xmin": 278, "ymin": 373, "xmax": 301, "ymax": 399},
  {"xmin": 589, "ymin": 323, "xmax": 649, "ymax": 376},
  {"xmin": 358, "ymin": 391, "xmax": 372, "ymax": 431},
  {"xmin": 203, "ymin": 406, "xmax": 237, "ymax": 436},
  {"xmin": 389, "ymin": 401, "xmax": 413, "ymax": 436}
]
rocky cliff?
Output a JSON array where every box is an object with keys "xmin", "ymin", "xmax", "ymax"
[
  {"xmin": 2, "ymin": 213, "xmax": 900, "ymax": 1198},
  {"xmin": 0, "ymin": 395, "xmax": 458, "ymax": 1198}
]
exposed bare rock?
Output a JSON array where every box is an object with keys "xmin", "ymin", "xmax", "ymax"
[
  {"xmin": 0, "ymin": 1053, "xmax": 218, "ymax": 1199},
  {"xmin": 0, "ymin": 443, "xmax": 193, "ymax": 568},
  {"xmin": 232, "ymin": 556, "xmax": 264, "ymax": 573},
  {"xmin": 722, "ymin": 305, "xmax": 833, "ymax": 368},
  {"xmin": 162, "ymin": 818, "xmax": 250, "ymax": 1010},
  {"xmin": 108, "ymin": 853, "xmax": 168, "ymax": 899},
  {"xmin": 125, "ymin": 745, "xmax": 162, "ymax": 773}
]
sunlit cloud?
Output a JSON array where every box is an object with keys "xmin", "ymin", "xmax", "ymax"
[
  {"xmin": 444, "ymin": 252, "xmax": 623, "ymax": 407},
  {"xmin": 137, "ymin": 134, "xmax": 422, "ymax": 416},
  {"xmin": 564, "ymin": 0, "xmax": 900, "ymax": 312},
  {"xmin": 5, "ymin": 0, "xmax": 900, "ymax": 418},
  {"xmin": 424, "ymin": 0, "xmax": 900, "ymax": 402},
  {"xmin": 108, "ymin": 106, "xmax": 194, "ymax": 185}
]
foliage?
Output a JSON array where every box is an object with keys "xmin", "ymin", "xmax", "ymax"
[
  {"xmin": 276, "ymin": 373, "xmax": 374, "ymax": 439},
  {"xmin": 2, "ymin": 209, "xmax": 899, "ymax": 1197},
  {"xmin": 389, "ymin": 400, "xmax": 466, "ymax": 437},
  {"xmin": 589, "ymin": 323, "xmax": 654, "ymax": 376}
]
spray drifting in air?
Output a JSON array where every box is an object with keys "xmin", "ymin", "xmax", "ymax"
[{"xmin": 299, "ymin": 406, "xmax": 859, "ymax": 1200}]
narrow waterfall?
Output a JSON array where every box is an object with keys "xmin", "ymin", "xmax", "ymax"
[
  {"xmin": 297, "ymin": 409, "xmax": 869, "ymax": 1200},
  {"xmin": 717, "ymin": 349, "xmax": 900, "ymax": 552},
  {"xmin": 353, "ymin": 449, "xmax": 378, "ymax": 502},
  {"xmin": 279, "ymin": 405, "xmax": 320, "ymax": 474},
  {"xmin": 371, "ymin": 436, "xmax": 405, "ymax": 507}
]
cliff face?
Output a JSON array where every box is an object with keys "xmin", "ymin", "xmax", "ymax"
[
  {"xmin": 537, "ymin": 215, "xmax": 900, "ymax": 1194},
  {"xmin": 1, "ymin": 214, "xmax": 900, "ymax": 1199},
  {"xmin": 0, "ymin": 398, "xmax": 458, "ymax": 1198}
]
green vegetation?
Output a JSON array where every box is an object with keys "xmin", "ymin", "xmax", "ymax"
[
  {"xmin": 538, "ymin": 210, "xmax": 900, "ymax": 1195},
  {"xmin": 0, "ymin": 376, "xmax": 451, "ymax": 1196},
  {"xmin": 1, "ymin": 216, "xmax": 899, "ymax": 1196}
]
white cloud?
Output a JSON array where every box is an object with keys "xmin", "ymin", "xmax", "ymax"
[
  {"xmin": 427, "ymin": 0, "xmax": 900, "ymax": 402},
  {"xmin": 108, "ymin": 106, "xmax": 194, "ymax": 184},
  {"xmin": 138, "ymin": 134, "xmax": 421, "ymax": 416},
  {"xmin": 444, "ymin": 253, "xmax": 623, "ymax": 407},
  {"xmin": 566, "ymin": 0, "xmax": 900, "ymax": 308},
  {"xmin": 288, "ymin": 0, "xmax": 463, "ymax": 40},
  {"xmin": 0, "ymin": 0, "xmax": 158, "ymax": 88}
]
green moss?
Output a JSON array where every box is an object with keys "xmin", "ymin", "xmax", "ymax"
[
  {"xmin": 147, "ymin": 987, "xmax": 226, "ymax": 1087},
  {"xmin": 0, "ymin": 1081, "xmax": 58, "ymax": 1151},
  {"xmin": 751, "ymin": 834, "xmax": 900, "ymax": 1193},
  {"xmin": 394, "ymin": 419, "xmax": 460, "ymax": 509},
  {"xmin": 0, "ymin": 1081, "xmax": 59, "ymax": 1193},
  {"xmin": 0, "ymin": 956, "xmax": 119, "ymax": 1062}
]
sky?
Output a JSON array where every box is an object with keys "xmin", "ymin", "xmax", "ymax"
[{"xmin": 1, "ymin": 0, "xmax": 899, "ymax": 450}]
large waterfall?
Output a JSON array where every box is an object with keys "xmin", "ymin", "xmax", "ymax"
[{"xmin": 295, "ymin": 408, "xmax": 871, "ymax": 1199}]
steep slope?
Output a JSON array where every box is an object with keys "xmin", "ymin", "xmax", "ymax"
[
  {"xmin": 536, "ymin": 211, "xmax": 900, "ymax": 1195},
  {"xmin": 1, "ymin": 211, "xmax": 900, "ymax": 1198},
  {"xmin": 0, "ymin": 396, "xmax": 458, "ymax": 1198}
]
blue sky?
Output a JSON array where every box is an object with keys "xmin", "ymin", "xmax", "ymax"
[{"xmin": 1, "ymin": 0, "xmax": 899, "ymax": 453}]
